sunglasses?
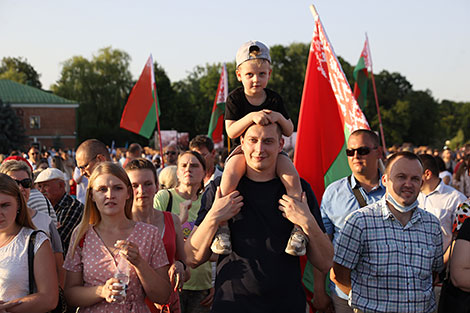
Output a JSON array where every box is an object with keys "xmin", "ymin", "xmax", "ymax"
[
  {"xmin": 345, "ymin": 147, "xmax": 377, "ymax": 157},
  {"xmin": 15, "ymin": 178, "xmax": 33, "ymax": 189},
  {"xmin": 165, "ymin": 151, "xmax": 177, "ymax": 156}
]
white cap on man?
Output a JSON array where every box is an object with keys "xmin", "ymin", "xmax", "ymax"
[{"xmin": 35, "ymin": 168, "xmax": 65, "ymax": 183}]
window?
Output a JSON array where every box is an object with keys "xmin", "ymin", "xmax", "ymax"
[{"xmin": 30, "ymin": 116, "xmax": 40, "ymax": 129}]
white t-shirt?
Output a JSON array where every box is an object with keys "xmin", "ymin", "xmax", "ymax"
[{"xmin": 0, "ymin": 227, "xmax": 48, "ymax": 302}]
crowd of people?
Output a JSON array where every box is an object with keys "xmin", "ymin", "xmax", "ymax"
[{"xmin": 1, "ymin": 40, "xmax": 470, "ymax": 313}]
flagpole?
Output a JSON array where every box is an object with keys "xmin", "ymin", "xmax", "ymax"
[
  {"xmin": 366, "ymin": 34, "xmax": 387, "ymax": 153},
  {"xmin": 151, "ymin": 55, "xmax": 165, "ymax": 167},
  {"xmin": 155, "ymin": 85, "xmax": 164, "ymax": 167}
]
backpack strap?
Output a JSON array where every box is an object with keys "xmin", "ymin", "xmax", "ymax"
[
  {"xmin": 165, "ymin": 189, "xmax": 173, "ymax": 212},
  {"xmin": 28, "ymin": 230, "xmax": 47, "ymax": 294},
  {"xmin": 347, "ymin": 175, "xmax": 368, "ymax": 208}
]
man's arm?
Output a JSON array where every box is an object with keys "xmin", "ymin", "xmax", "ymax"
[
  {"xmin": 278, "ymin": 193, "xmax": 333, "ymax": 274},
  {"xmin": 185, "ymin": 188, "xmax": 243, "ymax": 268},
  {"xmin": 331, "ymin": 263, "xmax": 352, "ymax": 295}
]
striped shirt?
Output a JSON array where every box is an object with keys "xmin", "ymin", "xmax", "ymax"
[
  {"xmin": 27, "ymin": 188, "xmax": 58, "ymax": 224},
  {"xmin": 334, "ymin": 197, "xmax": 444, "ymax": 313}
]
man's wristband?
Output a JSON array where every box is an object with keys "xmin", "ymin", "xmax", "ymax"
[{"xmin": 178, "ymin": 260, "xmax": 187, "ymax": 271}]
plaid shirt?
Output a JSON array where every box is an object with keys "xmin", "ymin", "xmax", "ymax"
[
  {"xmin": 334, "ymin": 197, "xmax": 444, "ymax": 313},
  {"xmin": 55, "ymin": 193, "xmax": 84, "ymax": 255}
]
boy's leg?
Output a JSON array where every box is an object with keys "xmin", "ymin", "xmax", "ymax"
[
  {"xmin": 276, "ymin": 153, "xmax": 308, "ymax": 256},
  {"xmin": 277, "ymin": 153, "xmax": 302, "ymax": 201},
  {"xmin": 212, "ymin": 150, "xmax": 246, "ymax": 255},
  {"xmin": 220, "ymin": 152, "xmax": 246, "ymax": 196}
]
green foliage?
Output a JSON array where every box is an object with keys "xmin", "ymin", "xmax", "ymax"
[
  {"xmin": 269, "ymin": 42, "xmax": 309, "ymax": 129},
  {"xmin": 51, "ymin": 47, "xmax": 140, "ymax": 146},
  {"xmin": 0, "ymin": 100, "xmax": 27, "ymax": 154},
  {"xmin": 0, "ymin": 57, "xmax": 42, "ymax": 88},
  {"xmin": 449, "ymin": 129, "xmax": 465, "ymax": 150},
  {"xmin": 40, "ymin": 42, "xmax": 470, "ymax": 148}
]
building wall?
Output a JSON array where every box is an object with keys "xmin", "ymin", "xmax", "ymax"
[{"xmin": 15, "ymin": 107, "xmax": 77, "ymax": 149}]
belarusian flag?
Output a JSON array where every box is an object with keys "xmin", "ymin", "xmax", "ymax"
[
  {"xmin": 120, "ymin": 55, "xmax": 161, "ymax": 139},
  {"xmin": 353, "ymin": 38, "xmax": 372, "ymax": 109},
  {"xmin": 294, "ymin": 5, "xmax": 369, "ymax": 311},
  {"xmin": 207, "ymin": 64, "xmax": 228, "ymax": 144}
]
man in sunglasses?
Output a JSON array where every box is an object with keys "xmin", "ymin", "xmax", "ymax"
[
  {"xmin": 318, "ymin": 129, "xmax": 385, "ymax": 313},
  {"xmin": 27, "ymin": 145, "xmax": 41, "ymax": 170},
  {"xmin": 163, "ymin": 143, "xmax": 179, "ymax": 166}
]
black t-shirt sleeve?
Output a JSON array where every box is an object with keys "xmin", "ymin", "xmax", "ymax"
[
  {"xmin": 457, "ymin": 218, "xmax": 470, "ymax": 241},
  {"xmin": 195, "ymin": 176, "xmax": 221, "ymax": 226},
  {"xmin": 300, "ymin": 178, "xmax": 326, "ymax": 233},
  {"xmin": 225, "ymin": 88, "xmax": 243, "ymax": 121}
]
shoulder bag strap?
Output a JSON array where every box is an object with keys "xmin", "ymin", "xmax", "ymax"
[
  {"xmin": 348, "ymin": 175, "xmax": 368, "ymax": 208},
  {"xmin": 28, "ymin": 230, "xmax": 46, "ymax": 294},
  {"xmin": 165, "ymin": 189, "xmax": 173, "ymax": 212}
]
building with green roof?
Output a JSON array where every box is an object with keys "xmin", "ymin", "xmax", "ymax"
[{"xmin": 0, "ymin": 79, "xmax": 79, "ymax": 149}]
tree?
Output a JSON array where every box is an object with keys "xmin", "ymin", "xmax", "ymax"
[
  {"xmin": 52, "ymin": 47, "xmax": 136, "ymax": 145},
  {"xmin": 0, "ymin": 57, "xmax": 42, "ymax": 89},
  {"xmin": 0, "ymin": 100, "xmax": 27, "ymax": 154}
]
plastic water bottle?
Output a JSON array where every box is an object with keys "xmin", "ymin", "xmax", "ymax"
[{"xmin": 113, "ymin": 255, "xmax": 130, "ymax": 303}]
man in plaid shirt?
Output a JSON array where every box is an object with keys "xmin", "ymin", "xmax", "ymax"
[
  {"xmin": 36, "ymin": 168, "xmax": 84, "ymax": 255},
  {"xmin": 332, "ymin": 152, "xmax": 444, "ymax": 313}
]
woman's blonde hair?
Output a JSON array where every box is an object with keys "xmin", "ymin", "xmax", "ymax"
[
  {"xmin": 0, "ymin": 173, "xmax": 35, "ymax": 229},
  {"xmin": 158, "ymin": 165, "xmax": 177, "ymax": 189},
  {"xmin": 70, "ymin": 162, "xmax": 133, "ymax": 256}
]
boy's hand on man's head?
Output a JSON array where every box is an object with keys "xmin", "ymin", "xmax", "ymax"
[{"xmin": 251, "ymin": 110, "xmax": 271, "ymax": 126}]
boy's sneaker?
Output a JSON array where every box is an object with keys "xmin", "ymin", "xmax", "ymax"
[
  {"xmin": 211, "ymin": 225, "xmax": 232, "ymax": 255},
  {"xmin": 285, "ymin": 226, "xmax": 308, "ymax": 256}
]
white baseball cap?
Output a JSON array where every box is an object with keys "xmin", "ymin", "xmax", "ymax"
[{"xmin": 35, "ymin": 168, "xmax": 65, "ymax": 183}]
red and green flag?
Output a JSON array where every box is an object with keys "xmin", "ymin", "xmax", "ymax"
[
  {"xmin": 208, "ymin": 64, "xmax": 228, "ymax": 144},
  {"xmin": 353, "ymin": 38, "xmax": 372, "ymax": 109},
  {"xmin": 120, "ymin": 55, "xmax": 161, "ymax": 139},
  {"xmin": 294, "ymin": 5, "xmax": 370, "ymax": 311}
]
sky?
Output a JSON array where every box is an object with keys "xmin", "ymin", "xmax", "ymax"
[{"xmin": 1, "ymin": 0, "xmax": 469, "ymax": 102}]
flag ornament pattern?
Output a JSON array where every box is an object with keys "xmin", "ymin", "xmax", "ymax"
[
  {"xmin": 294, "ymin": 6, "xmax": 370, "ymax": 311},
  {"xmin": 353, "ymin": 39, "xmax": 372, "ymax": 109},
  {"xmin": 120, "ymin": 55, "xmax": 159, "ymax": 139},
  {"xmin": 208, "ymin": 64, "xmax": 228, "ymax": 144}
]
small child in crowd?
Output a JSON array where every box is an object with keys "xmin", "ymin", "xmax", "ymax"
[{"xmin": 211, "ymin": 40, "xmax": 307, "ymax": 256}]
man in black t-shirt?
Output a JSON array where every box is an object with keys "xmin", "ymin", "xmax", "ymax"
[{"xmin": 185, "ymin": 123, "xmax": 333, "ymax": 313}]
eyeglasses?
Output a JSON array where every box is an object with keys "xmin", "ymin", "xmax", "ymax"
[
  {"xmin": 345, "ymin": 147, "xmax": 377, "ymax": 157},
  {"xmin": 165, "ymin": 151, "xmax": 177, "ymax": 156},
  {"xmin": 78, "ymin": 154, "xmax": 98, "ymax": 170},
  {"xmin": 14, "ymin": 178, "xmax": 32, "ymax": 189}
]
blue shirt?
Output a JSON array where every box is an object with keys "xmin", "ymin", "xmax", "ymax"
[
  {"xmin": 321, "ymin": 174, "xmax": 385, "ymax": 298},
  {"xmin": 334, "ymin": 197, "xmax": 444, "ymax": 313}
]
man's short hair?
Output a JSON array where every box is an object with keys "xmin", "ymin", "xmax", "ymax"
[
  {"xmin": 128, "ymin": 143, "xmax": 142, "ymax": 154},
  {"xmin": 418, "ymin": 154, "xmax": 439, "ymax": 177},
  {"xmin": 241, "ymin": 122, "xmax": 282, "ymax": 140},
  {"xmin": 349, "ymin": 129, "xmax": 380, "ymax": 148},
  {"xmin": 189, "ymin": 135, "xmax": 214, "ymax": 152},
  {"xmin": 76, "ymin": 139, "xmax": 110, "ymax": 160},
  {"xmin": 385, "ymin": 151, "xmax": 423, "ymax": 175},
  {"xmin": 125, "ymin": 158, "xmax": 157, "ymax": 184}
]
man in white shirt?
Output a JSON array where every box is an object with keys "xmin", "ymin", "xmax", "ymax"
[{"xmin": 418, "ymin": 154, "xmax": 467, "ymax": 260}]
